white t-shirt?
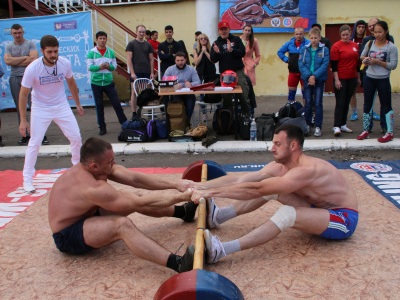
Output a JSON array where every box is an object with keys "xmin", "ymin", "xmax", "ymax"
[{"xmin": 21, "ymin": 56, "xmax": 73, "ymax": 107}]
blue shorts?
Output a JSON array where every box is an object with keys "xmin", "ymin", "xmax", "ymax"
[
  {"xmin": 318, "ymin": 208, "xmax": 359, "ymax": 240},
  {"xmin": 130, "ymin": 73, "xmax": 150, "ymax": 82},
  {"xmin": 52, "ymin": 210, "xmax": 99, "ymax": 254}
]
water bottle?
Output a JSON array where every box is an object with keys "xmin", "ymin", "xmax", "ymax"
[{"xmin": 250, "ymin": 118, "xmax": 257, "ymax": 141}]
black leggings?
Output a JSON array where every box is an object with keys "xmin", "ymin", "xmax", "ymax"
[{"xmin": 333, "ymin": 78, "xmax": 357, "ymax": 127}]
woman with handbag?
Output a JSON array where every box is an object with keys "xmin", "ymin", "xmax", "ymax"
[{"xmin": 357, "ymin": 21, "xmax": 398, "ymax": 142}]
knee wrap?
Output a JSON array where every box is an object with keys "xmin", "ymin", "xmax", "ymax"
[
  {"xmin": 288, "ymin": 90, "xmax": 296, "ymax": 101},
  {"xmin": 270, "ymin": 205, "xmax": 296, "ymax": 231}
]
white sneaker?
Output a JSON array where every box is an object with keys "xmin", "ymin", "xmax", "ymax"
[
  {"xmin": 333, "ymin": 127, "xmax": 341, "ymax": 136},
  {"xmin": 314, "ymin": 127, "xmax": 321, "ymax": 137},
  {"xmin": 340, "ymin": 125, "xmax": 353, "ymax": 133},
  {"xmin": 23, "ymin": 181, "xmax": 35, "ymax": 193},
  {"xmin": 206, "ymin": 197, "xmax": 220, "ymax": 229},
  {"xmin": 204, "ymin": 229, "xmax": 226, "ymax": 264}
]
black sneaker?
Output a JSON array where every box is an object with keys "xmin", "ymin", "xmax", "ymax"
[
  {"xmin": 42, "ymin": 136, "xmax": 49, "ymax": 145},
  {"xmin": 99, "ymin": 127, "xmax": 107, "ymax": 136},
  {"xmin": 0, "ymin": 136, "xmax": 3, "ymax": 147},
  {"xmin": 182, "ymin": 202, "xmax": 198, "ymax": 223},
  {"xmin": 19, "ymin": 136, "xmax": 30, "ymax": 145},
  {"xmin": 177, "ymin": 245, "xmax": 195, "ymax": 273}
]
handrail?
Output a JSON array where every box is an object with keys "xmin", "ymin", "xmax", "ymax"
[{"xmin": 80, "ymin": 0, "xmax": 136, "ymax": 38}]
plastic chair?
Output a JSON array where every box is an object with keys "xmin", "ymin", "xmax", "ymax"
[
  {"xmin": 133, "ymin": 78, "xmax": 165, "ymax": 120},
  {"xmin": 195, "ymin": 101, "xmax": 222, "ymax": 127}
]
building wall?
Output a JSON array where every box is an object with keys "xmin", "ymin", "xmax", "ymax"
[{"xmin": 103, "ymin": 0, "xmax": 400, "ymax": 98}]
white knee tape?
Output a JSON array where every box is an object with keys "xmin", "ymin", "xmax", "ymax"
[
  {"xmin": 262, "ymin": 194, "xmax": 278, "ymax": 201},
  {"xmin": 270, "ymin": 205, "xmax": 296, "ymax": 231}
]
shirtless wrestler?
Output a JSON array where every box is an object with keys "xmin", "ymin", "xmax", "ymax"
[
  {"xmin": 221, "ymin": 0, "xmax": 281, "ymax": 30},
  {"xmin": 191, "ymin": 124, "xmax": 358, "ymax": 264},
  {"xmin": 49, "ymin": 137, "xmax": 196, "ymax": 273}
]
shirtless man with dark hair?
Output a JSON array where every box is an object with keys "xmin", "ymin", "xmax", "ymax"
[
  {"xmin": 191, "ymin": 124, "xmax": 358, "ymax": 264},
  {"xmin": 221, "ymin": 0, "xmax": 281, "ymax": 30},
  {"xmin": 49, "ymin": 137, "xmax": 195, "ymax": 273}
]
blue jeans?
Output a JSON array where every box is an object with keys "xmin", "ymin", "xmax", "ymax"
[
  {"xmin": 92, "ymin": 82, "xmax": 127, "ymax": 128},
  {"xmin": 172, "ymin": 94, "xmax": 196, "ymax": 121},
  {"xmin": 304, "ymin": 80, "xmax": 325, "ymax": 128}
]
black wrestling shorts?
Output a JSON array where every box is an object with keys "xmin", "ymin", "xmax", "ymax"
[{"xmin": 52, "ymin": 214, "xmax": 97, "ymax": 255}]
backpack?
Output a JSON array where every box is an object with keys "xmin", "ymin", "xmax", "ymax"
[
  {"xmin": 155, "ymin": 119, "xmax": 168, "ymax": 139},
  {"xmin": 146, "ymin": 119, "xmax": 158, "ymax": 142},
  {"xmin": 256, "ymin": 114, "xmax": 276, "ymax": 141},
  {"xmin": 167, "ymin": 101, "xmax": 187, "ymax": 131},
  {"xmin": 239, "ymin": 114, "xmax": 251, "ymax": 140},
  {"xmin": 212, "ymin": 108, "xmax": 234, "ymax": 135},
  {"xmin": 278, "ymin": 102, "xmax": 298, "ymax": 120},
  {"xmin": 278, "ymin": 116, "xmax": 310, "ymax": 136}
]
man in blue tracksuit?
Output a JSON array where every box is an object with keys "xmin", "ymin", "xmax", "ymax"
[
  {"xmin": 277, "ymin": 26, "xmax": 309, "ymax": 103},
  {"xmin": 298, "ymin": 27, "xmax": 329, "ymax": 137}
]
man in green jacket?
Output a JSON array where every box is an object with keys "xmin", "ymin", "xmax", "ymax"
[{"xmin": 87, "ymin": 31, "xmax": 127, "ymax": 135}]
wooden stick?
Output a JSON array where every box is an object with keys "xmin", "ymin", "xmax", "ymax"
[{"xmin": 193, "ymin": 164, "xmax": 207, "ymax": 270}]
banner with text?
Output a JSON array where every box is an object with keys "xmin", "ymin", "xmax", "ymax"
[
  {"xmin": 0, "ymin": 11, "xmax": 94, "ymax": 110},
  {"xmin": 219, "ymin": 0, "xmax": 317, "ymax": 33}
]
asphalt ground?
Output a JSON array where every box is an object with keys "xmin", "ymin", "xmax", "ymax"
[{"xmin": 0, "ymin": 92, "xmax": 399, "ymax": 171}]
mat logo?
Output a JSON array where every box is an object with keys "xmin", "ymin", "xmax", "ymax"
[
  {"xmin": 365, "ymin": 173, "xmax": 400, "ymax": 209},
  {"xmin": 350, "ymin": 163, "xmax": 392, "ymax": 173}
]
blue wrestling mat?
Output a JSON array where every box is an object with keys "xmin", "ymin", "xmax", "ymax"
[{"xmin": 222, "ymin": 161, "xmax": 400, "ymax": 210}]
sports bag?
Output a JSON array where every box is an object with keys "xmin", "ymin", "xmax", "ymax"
[
  {"xmin": 256, "ymin": 114, "xmax": 276, "ymax": 141},
  {"xmin": 121, "ymin": 118, "xmax": 147, "ymax": 130},
  {"xmin": 212, "ymin": 107, "xmax": 234, "ymax": 135},
  {"xmin": 155, "ymin": 119, "xmax": 168, "ymax": 139},
  {"xmin": 118, "ymin": 128, "xmax": 148, "ymax": 142},
  {"xmin": 146, "ymin": 119, "xmax": 158, "ymax": 142}
]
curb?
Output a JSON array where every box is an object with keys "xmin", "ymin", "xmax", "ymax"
[{"xmin": 0, "ymin": 139, "xmax": 399, "ymax": 158}]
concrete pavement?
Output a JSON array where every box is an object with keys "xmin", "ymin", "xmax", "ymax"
[{"xmin": 0, "ymin": 93, "xmax": 399, "ymax": 158}]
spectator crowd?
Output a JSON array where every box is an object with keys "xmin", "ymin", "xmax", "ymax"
[{"xmin": 0, "ymin": 17, "xmax": 398, "ymax": 152}]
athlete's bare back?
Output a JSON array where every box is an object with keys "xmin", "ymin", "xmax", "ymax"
[{"xmin": 49, "ymin": 163, "xmax": 102, "ymax": 233}]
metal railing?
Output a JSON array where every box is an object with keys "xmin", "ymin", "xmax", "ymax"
[{"xmin": 34, "ymin": 0, "xmax": 160, "ymax": 77}]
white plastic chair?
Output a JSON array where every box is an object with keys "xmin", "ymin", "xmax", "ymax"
[
  {"xmin": 195, "ymin": 100, "xmax": 222, "ymax": 127},
  {"xmin": 133, "ymin": 78, "xmax": 165, "ymax": 120}
]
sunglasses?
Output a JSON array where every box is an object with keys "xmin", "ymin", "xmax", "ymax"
[{"xmin": 200, "ymin": 37, "xmax": 208, "ymax": 40}]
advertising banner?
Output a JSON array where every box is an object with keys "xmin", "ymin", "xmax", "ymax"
[
  {"xmin": 0, "ymin": 11, "xmax": 94, "ymax": 110},
  {"xmin": 219, "ymin": 0, "xmax": 317, "ymax": 33}
]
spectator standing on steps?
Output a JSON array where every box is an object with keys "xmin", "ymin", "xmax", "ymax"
[
  {"xmin": 4, "ymin": 23, "xmax": 49, "ymax": 145},
  {"xmin": 126, "ymin": 25, "xmax": 155, "ymax": 119},
  {"xmin": 87, "ymin": 31, "xmax": 127, "ymax": 136}
]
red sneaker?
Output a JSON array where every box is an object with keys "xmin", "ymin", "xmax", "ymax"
[
  {"xmin": 377, "ymin": 133, "xmax": 393, "ymax": 143},
  {"xmin": 357, "ymin": 131, "xmax": 369, "ymax": 140}
]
